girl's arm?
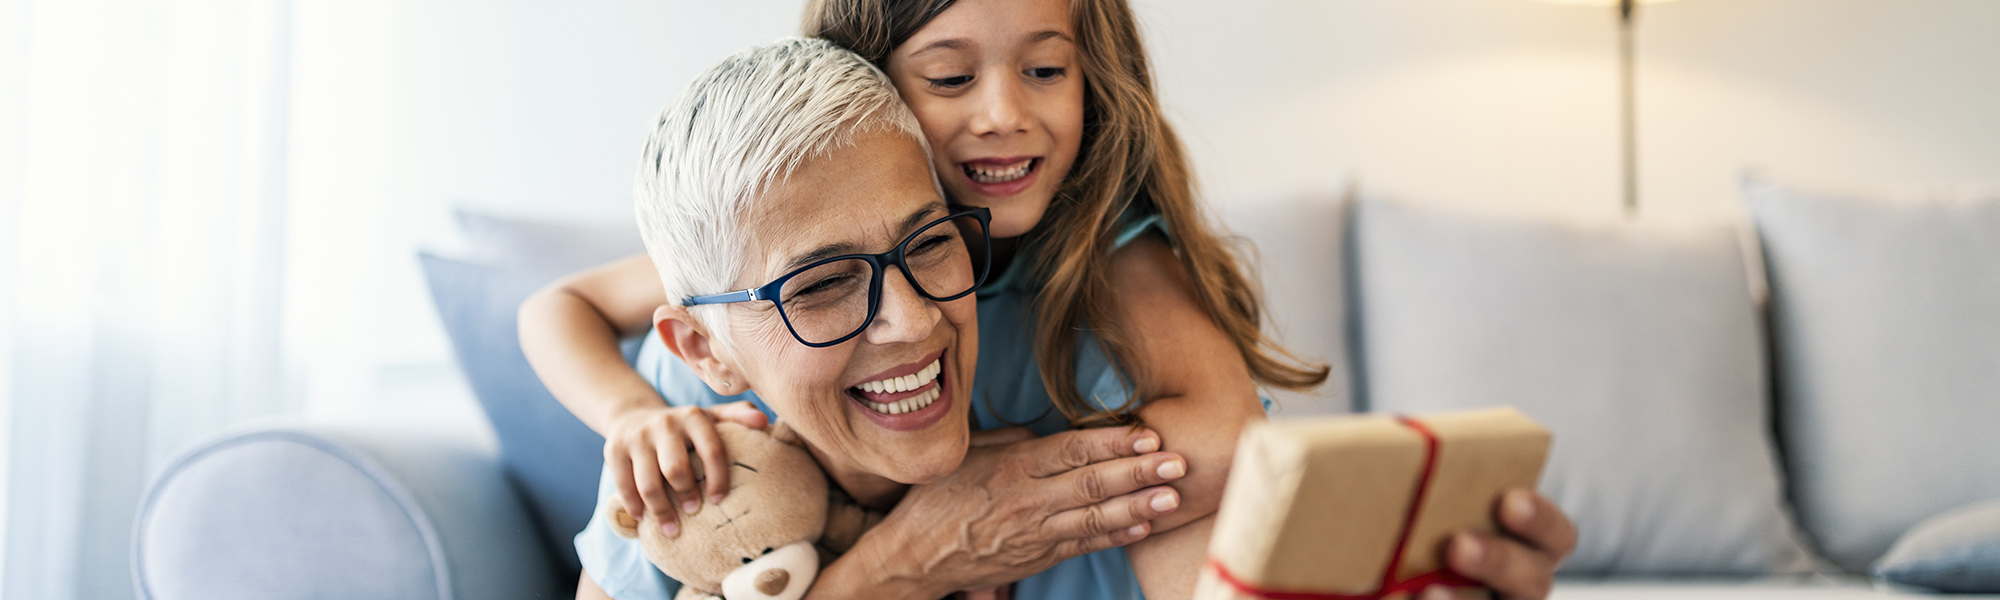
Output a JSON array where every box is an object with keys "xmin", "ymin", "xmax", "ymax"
[
  {"xmin": 1099, "ymin": 238, "xmax": 1266, "ymax": 600},
  {"xmin": 1104, "ymin": 239, "xmax": 1577, "ymax": 600},
  {"xmin": 520, "ymin": 253, "xmax": 767, "ymax": 536},
  {"xmin": 519, "ymin": 253, "xmax": 665, "ymax": 435}
]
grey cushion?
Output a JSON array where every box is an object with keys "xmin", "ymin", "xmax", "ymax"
[
  {"xmin": 1745, "ymin": 178, "xmax": 2000, "ymax": 571},
  {"xmin": 1873, "ymin": 497, "xmax": 2000, "ymax": 593},
  {"xmin": 1349, "ymin": 198, "xmax": 1817, "ymax": 574},
  {"xmin": 133, "ymin": 422, "xmax": 558, "ymax": 600}
]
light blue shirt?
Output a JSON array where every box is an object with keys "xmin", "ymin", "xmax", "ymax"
[{"xmin": 576, "ymin": 216, "xmax": 1173, "ymax": 600}]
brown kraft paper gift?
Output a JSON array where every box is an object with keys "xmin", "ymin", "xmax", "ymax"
[{"xmin": 1193, "ymin": 407, "xmax": 1551, "ymax": 600}]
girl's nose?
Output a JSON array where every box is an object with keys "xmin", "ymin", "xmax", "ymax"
[{"xmin": 970, "ymin": 75, "xmax": 1030, "ymax": 136}]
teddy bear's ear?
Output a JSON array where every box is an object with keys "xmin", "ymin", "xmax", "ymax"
[
  {"xmin": 606, "ymin": 499, "xmax": 641, "ymax": 539},
  {"xmin": 769, "ymin": 421, "xmax": 806, "ymax": 449}
]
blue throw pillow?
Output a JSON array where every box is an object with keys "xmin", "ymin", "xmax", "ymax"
[
  {"xmin": 1874, "ymin": 497, "xmax": 2000, "ymax": 593},
  {"xmin": 419, "ymin": 252, "xmax": 623, "ymax": 582}
]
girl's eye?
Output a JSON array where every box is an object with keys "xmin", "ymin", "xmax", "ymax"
[
  {"xmin": 927, "ymin": 75, "xmax": 972, "ymax": 89},
  {"xmin": 1027, "ymin": 67, "xmax": 1065, "ymax": 81}
]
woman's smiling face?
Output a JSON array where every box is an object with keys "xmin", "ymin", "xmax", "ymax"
[
  {"xmin": 709, "ymin": 127, "xmax": 977, "ymax": 485},
  {"xmin": 885, "ymin": 0, "xmax": 1084, "ymax": 239}
]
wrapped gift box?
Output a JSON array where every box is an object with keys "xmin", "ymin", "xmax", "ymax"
[{"xmin": 1194, "ymin": 407, "xmax": 1550, "ymax": 600}]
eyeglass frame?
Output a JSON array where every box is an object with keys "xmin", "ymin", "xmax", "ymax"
[{"xmin": 679, "ymin": 206, "xmax": 992, "ymax": 348}]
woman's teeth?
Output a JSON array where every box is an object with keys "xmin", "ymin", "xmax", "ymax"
[
  {"xmin": 964, "ymin": 159, "xmax": 1034, "ymax": 184},
  {"xmin": 855, "ymin": 358, "xmax": 943, "ymax": 415},
  {"xmin": 856, "ymin": 358, "xmax": 941, "ymax": 394},
  {"xmin": 870, "ymin": 386, "xmax": 940, "ymax": 416}
]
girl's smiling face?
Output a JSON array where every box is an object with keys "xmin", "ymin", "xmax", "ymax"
[{"xmin": 885, "ymin": 0, "xmax": 1085, "ymax": 239}]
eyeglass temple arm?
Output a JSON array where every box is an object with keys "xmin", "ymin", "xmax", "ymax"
[{"xmin": 680, "ymin": 289, "xmax": 757, "ymax": 306}]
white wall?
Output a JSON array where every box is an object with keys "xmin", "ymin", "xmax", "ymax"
[
  {"xmin": 409, "ymin": 0, "xmax": 1998, "ymax": 417},
  {"xmin": 422, "ymin": 0, "xmax": 2000, "ymax": 220},
  {"xmin": 1136, "ymin": 0, "xmax": 2000, "ymax": 220},
  {"xmin": 421, "ymin": 0, "xmax": 810, "ymax": 223}
]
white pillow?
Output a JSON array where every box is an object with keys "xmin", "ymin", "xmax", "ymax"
[
  {"xmin": 1744, "ymin": 177, "xmax": 2000, "ymax": 572},
  {"xmin": 1349, "ymin": 198, "xmax": 1818, "ymax": 574},
  {"xmin": 1212, "ymin": 190, "xmax": 1356, "ymax": 416}
]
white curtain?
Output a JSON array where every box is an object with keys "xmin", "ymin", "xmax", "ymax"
[{"xmin": 1, "ymin": 0, "xmax": 454, "ymax": 597}]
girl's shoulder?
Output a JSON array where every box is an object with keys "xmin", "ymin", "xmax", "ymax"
[{"xmin": 1109, "ymin": 208, "xmax": 1168, "ymax": 252}]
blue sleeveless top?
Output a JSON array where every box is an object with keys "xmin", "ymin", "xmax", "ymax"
[{"xmin": 575, "ymin": 214, "xmax": 1167, "ymax": 600}]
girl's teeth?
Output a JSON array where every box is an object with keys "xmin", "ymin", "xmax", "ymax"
[{"xmin": 966, "ymin": 160, "xmax": 1032, "ymax": 184}]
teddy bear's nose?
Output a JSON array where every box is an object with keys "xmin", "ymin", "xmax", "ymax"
[
  {"xmin": 722, "ymin": 541, "xmax": 816, "ymax": 600},
  {"xmin": 754, "ymin": 569, "xmax": 789, "ymax": 596}
]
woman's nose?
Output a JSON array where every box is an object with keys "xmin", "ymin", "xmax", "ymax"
[
  {"xmin": 864, "ymin": 268, "xmax": 941, "ymax": 345},
  {"xmin": 969, "ymin": 75, "xmax": 1029, "ymax": 137}
]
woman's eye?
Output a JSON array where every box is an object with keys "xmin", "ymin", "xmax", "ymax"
[
  {"xmin": 1027, "ymin": 67, "xmax": 1065, "ymax": 81},
  {"xmin": 926, "ymin": 75, "xmax": 972, "ymax": 89},
  {"xmin": 790, "ymin": 274, "xmax": 855, "ymax": 300},
  {"xmin": 909, "ymin": 233, "xmax": 955, "ymax": 256}
]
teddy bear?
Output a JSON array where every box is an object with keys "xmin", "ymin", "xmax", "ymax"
[{"xmin": 606, "ymin": 421, "xmax": 881, "ymax": 600}]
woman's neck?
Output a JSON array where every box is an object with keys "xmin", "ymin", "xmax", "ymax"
[{"xmin": 806, "ymin": 442, "xmax": 908, "ymax": 511}]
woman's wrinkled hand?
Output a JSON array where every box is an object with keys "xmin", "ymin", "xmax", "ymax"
[
  {"xmin": 1424, "ymin": 488, "xmax": 1578, "ymax": 600},
  {"xmin": 602, "ymin": 400, "xmax": 769, "ymax": 539},
  {"xmin": 871, "ymin": 426, "xmax": 1188, "ymax": 595}
]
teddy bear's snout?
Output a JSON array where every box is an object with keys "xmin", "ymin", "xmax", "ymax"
[
  {"xmin": 754, "ymin": 568, "xmax": 788, "ymax": 595},
  {"xmin": 721, "ymin": 541, "xmax": 816, "ymax": 600}
]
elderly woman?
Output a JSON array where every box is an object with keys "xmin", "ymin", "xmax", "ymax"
[{"xmin": 574, "ymin": 38, "xmax": 1187, "ymax": 600}]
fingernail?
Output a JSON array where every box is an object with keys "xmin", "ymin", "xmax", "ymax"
[
  {"xmin": 1126, "ymin": 524, "xmax": 1148, "ymax": 538},
  {"xmin": 710, "ymin": 494, "xmax": 726, "ymax": 505},
  {"xmin": 1454, "ymin": 534, "xmax": 1484, "ymax": 567},
  {"xmin": 1157, "ymin": 458, "xmax": 1185, "ymax": 479},
  {"xmin": 1506, "ymin": 491, "xmax": 1536, "ymax": 523},
  {"xmin": 1150, "ymin": 489, "xmax": 1179, "ymax": 512},
  {"xmin": 682, "ymin": 500, "xmax": 700, "ymax": 515},
  {"xmin": 661, "ymin": 521, "xmax": 679, "ymax": 538},
  {"xmin": 1419, "ymin": 587, "xmax": 1453, "ymax": 600},
  {"xmin": 1133, "ymin": 434, "xmax": 1160, "ymax": 454}
]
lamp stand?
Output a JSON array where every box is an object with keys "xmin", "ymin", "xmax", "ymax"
[{"xmin": 1618, "ymin": 0, "xmax": 1638, "ymax": 214}]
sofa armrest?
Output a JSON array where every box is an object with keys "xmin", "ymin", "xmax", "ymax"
[{"xmin": 133, "ymin": 418, "xmax": 565, "ymax": 600}]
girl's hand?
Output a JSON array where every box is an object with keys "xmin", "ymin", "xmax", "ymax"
[
  {"xmin": 862, "ymin": 427, "xmax": 1189, "ymax": 596},
  {"xmin": 603, "ymin": 400, "xmax": 769, "ymax": 538},
  {"xmin": 1426, "ymin": 489, "xmax": 1578, "ymax": 600}
]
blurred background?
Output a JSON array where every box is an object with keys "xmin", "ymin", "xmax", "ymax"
[{"xmin": 2, "ymin": 0, "xmax": 1996, "ymax": 598}]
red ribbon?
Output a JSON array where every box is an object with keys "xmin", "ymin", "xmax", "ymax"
[{"xmin": 1206, "ymin": 416, "xmax": 1479, "ymax": 600}]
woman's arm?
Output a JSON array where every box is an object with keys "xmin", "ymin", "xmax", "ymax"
[{"xmin": 808, "ymin": 427, "xmax": 1189, "ymax": 599}]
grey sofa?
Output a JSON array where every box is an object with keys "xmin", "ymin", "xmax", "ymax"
[{"xmin": 130, "ymin": 180, "xmax": 2000, "ymax": 599}]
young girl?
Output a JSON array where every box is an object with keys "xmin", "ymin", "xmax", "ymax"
[{"xmin": 522, "ymin": 1, "xmax": 1575, "ymax": 598}]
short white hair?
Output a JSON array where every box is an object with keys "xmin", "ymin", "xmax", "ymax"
[{"xmin": 635, "ymin": 37, "xmax": 930, "ymax": 332}]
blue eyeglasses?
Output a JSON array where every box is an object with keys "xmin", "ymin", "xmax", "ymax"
[{"xmin": 682, "ymin": 207, "xmax": 991, "ymax": 348}]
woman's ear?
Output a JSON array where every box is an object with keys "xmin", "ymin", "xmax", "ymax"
[{"xmin": 654, "ymin": 305, "xmax": 746, "ymax": 396}]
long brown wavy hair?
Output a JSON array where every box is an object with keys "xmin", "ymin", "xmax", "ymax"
[{"xmin": 804, "ymin": 0, "xmax": 1328, "ymax": 426}]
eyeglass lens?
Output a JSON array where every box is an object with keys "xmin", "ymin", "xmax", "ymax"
[{"xmin": 775, "ymin": 214, "xmax": 987, "ymax": 345}]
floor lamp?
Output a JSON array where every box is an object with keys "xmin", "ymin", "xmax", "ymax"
[{"xmin": 1531, "ymin": 0, "xmax": 1684, "ymax": 214}]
